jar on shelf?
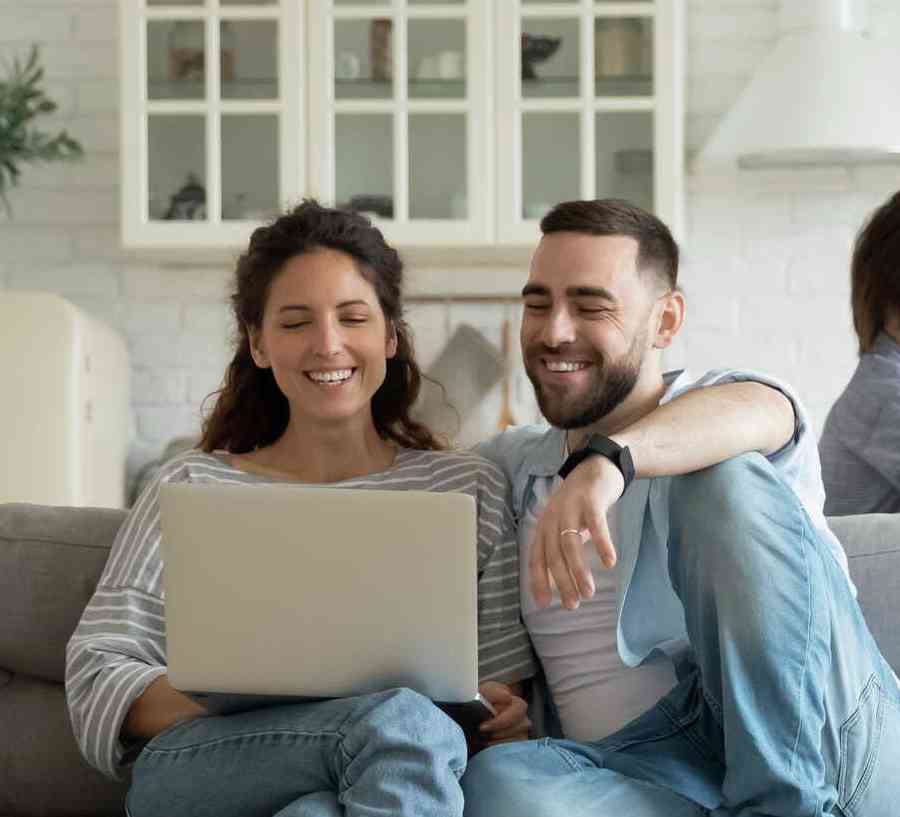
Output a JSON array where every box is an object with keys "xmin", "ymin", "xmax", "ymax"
[
  {"xmin": 369, "ymin": 19, "xmax": 392, "ymax": 82},
  {"xmin": 594, "ymin": 18, "xmax": 648, "ymax": 78}
]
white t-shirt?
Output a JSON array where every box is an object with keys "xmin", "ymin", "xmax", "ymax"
[{"xmin": 519, "ymin": 471, "xmax": 678, "ymax": 742}]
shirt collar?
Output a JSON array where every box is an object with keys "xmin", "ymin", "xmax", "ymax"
[
  {"xmin": 873, "ymin": 331, "xmax": 900, "ymax": 358},
  {"xmin": 522, "ymin": 427, "xmax": 569, "ymax": 478}
]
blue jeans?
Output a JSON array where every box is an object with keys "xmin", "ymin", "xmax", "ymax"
[
  {"xmin": 126, "ymin": 688, "xmax": 467, "ymax": 817},
  {"xmin": 463, "ymin": 454, "xmax": 900, "ymax": 817}
]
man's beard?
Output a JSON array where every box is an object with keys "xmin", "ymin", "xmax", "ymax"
[{"xmin": 526, "ymin": 332, "xmax": 646, "ymax": 430}]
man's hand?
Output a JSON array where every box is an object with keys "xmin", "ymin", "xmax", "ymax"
[
  {"xmin": 529, "ymin": 455, "xmax": 624, "ymax": 610},
  {"xmin": 477, "ymin": 681, "xmax": 531, "ymax": 746}
]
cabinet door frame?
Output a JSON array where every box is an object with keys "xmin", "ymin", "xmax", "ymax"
[
  {"xmin": 120, "ymin": 0, "xmax": 304, "ymax": 248},
  {"xmin": 306, "ymin": 0, "xmax": 494, "ymax": 246},
  {"xmin": 495, "ymin": 0, "xmax": 685, "ymax": 245}
]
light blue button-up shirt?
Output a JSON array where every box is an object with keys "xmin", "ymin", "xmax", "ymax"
[{"xmin": 476, "ymin": 368, "xmax": 851, "ymax": 668}]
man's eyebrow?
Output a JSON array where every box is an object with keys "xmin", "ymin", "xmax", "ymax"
[
  {"xmin": 567, "ymin": 286, "xmax": 617, "ymax": 303},
  {"xmin": 521, "ymin": 284, "xmax": 550, "ymax": 298}
]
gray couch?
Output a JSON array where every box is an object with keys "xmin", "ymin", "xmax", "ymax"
[{"xmin": 2, "ymin": 503, "xmax": 899, "ymax": 817}]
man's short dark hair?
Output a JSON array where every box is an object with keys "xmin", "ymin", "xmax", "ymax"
[{"xmin": 540, "ymin": 199, "xmax": 679, "ymax": 291}]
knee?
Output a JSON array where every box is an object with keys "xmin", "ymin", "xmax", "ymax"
[
  {"xmin": 671, "ymin": 453, "xmax": 773, "ymax": 529},
  {"xmin": 354, "ymin": 688, "xmax": 466, "ymax": 765},
  {"xmin": 462, "ymin": 742, "xmax": 570, "ymax": 817},
  {"xmin": 669, "ymin": 452, "xmax": 800, "ymax": 567}
]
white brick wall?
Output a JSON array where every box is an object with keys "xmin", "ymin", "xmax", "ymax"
[{"xmin": 2, "ymin": 0, "xmax": 899, "ymax": 495}]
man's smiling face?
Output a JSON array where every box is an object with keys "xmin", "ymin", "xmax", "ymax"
[{"xmin": 520, "ymin": 231, "xmax": 658, "ymax": 430}]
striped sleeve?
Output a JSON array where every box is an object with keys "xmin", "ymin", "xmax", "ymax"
[
  {"xmin": 472, "ymin": 458, "xmax": 536, "ymax": 684},
  {"xmin": 65, "ymin": 459, "xmax": 180, "ymax": 780}
]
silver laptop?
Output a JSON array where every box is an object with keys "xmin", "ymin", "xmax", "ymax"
[{"xmin": 159, "ymin": 482, "xmax": 493, "ymax": 722}]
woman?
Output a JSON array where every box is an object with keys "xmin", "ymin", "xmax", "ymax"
[
  {"xmin": 820, "ymin": 189, "xmax": 900, "ymax": 516},
  {"xmin": 65, "ymin": 202, "xmax": 535, "ymax": 817}
]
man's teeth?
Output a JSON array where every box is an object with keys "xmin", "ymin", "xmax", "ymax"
[
  {"xmin": 545, "ymin": 361, "xmax": 588, "ymax": 372},
  {"xmin": 308, "ymin": 369, "xmax": 353, "ymax": 383}
]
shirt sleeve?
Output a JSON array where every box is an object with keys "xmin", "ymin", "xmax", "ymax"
[
  {"xmin": 471, "ymin": 458, "xmax": 536, "ymax": 685},
  {"xmin": 65, "ymin": 464, "xmax": 176, "ymax": 780}
]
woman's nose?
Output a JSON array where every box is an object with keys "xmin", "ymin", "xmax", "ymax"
[{"xmin": 312, "ymin": 319, "xmax": 344, "ymax": 356}]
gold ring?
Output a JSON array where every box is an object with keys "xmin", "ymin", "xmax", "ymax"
[{"xmin": 559, "ymin": 528, "xmax": 581, "ymax": 538}]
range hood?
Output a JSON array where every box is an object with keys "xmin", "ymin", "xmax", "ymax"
[{"xmin": 696, "ymin": 0, "xmax": 900, "ymax": 169}]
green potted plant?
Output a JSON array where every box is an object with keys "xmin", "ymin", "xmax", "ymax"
[{"xmin": 0, "ymin": 45, "xmax": 83, "ymax": 214}]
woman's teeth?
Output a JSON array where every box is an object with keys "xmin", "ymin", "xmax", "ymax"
[
  {"xmin": 545, "ymin": 361, "xmax": 588, "ymax": 372},
  {"xmin": 307, "ymin": 369, "xmax": 353, "ymax": 383}
]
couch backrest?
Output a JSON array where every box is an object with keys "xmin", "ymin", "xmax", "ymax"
[
  {"xmin": 828, "ymin": 513, "xmax": 900, "ymax": 674},
  {"xmin": 0, "ymin": 503, "xmax": 127, "ymax": 683},
  {"xmin": 1, "ymin": 505, "xmax": 899, "ymax": 680}
]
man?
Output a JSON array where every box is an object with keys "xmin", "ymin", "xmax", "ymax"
[{"xmin": 466, "ymin": 200, "xmax": 899, "ymax": 816}]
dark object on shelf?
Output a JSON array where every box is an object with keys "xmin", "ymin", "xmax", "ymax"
[
  {"xmin": 165, "ymin": 172, "xmax": 207, "ymax": 220},
  {"xmin": 521, "ymin": 34, "xmax": 561, "ymax": 81},
  {"xmin": 348, "ymin": 194, "xmax": 394, "ymax": 218},
  {"xmin": 370, "ymin": 19, "xmax": 392, "ymax": 82}
]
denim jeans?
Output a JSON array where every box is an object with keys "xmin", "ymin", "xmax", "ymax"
[
  {"xmin": 462, "ymin": 454, "xmax": 900, "ymax": 817},
  {"xmin": 126, "ymin": 688, "xmax": 467, "ymax": 817}
]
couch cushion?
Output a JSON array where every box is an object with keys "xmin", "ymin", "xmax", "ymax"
[
  {"xmin": 0, "ymin": 673, "xmax": 128, "ymax": 816},
  {"xmin": 0, "ymin": 503, "xmax": 126, "ymax": 683},
  {"xmin": 828, "ymin": 513, "xmax": 900, "ymax": 674}
]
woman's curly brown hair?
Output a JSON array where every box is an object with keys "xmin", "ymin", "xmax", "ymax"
[{"xmin": 199, "ymin": 200, "xmax": 443, "ymax": 453}]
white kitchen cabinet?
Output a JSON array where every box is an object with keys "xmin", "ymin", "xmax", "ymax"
[
  {"xmin": 496, "ymin": 0, "xmax": 684, "ymax": 242},
  {"xmin": 120, "ymin": 0, "xmax": 683, "ymax": 250},
  {"xmin": 121, "ymin": 0, "xmax": 304, "ymax": 248}
]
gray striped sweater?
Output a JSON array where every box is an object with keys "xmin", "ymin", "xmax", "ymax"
[{"xmin": 65, "ymin": 448, "xmax": 535, "ymax": 779}]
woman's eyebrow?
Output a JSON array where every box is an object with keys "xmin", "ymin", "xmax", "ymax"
[{"xmin": 277, "ymin": 300, "xmax": 370, "ymax": 312}]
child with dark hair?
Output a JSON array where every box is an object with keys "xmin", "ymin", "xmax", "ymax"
[{"xmin": 820, "ymin": 190, "xmax": 900, "ymax": 515}]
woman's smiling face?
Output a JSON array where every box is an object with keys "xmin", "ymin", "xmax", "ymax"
[{"xmin": 249, "ymin": 247, "xmax": 397, "ymax": 429}]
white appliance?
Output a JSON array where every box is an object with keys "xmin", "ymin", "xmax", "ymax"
[
  {"xmin": 696, "ymin": 0, "xmax": 900, "ymax": 169},
  {"xmin": 0, "ymin": 291, "xmax": 130, "ymax": 508}
]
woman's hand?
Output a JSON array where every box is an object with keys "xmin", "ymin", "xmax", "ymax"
[
  {"xmin": 477, "ymin": 681, "xmax": 531, "ymax": 747},
  {"xmin": 123, "ymin": 675, "xmax": 208, "ymax": 740}
]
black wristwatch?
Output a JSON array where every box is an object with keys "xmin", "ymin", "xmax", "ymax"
[{"xmin": 558, "ymin": 434, "xmax": 635, "ymax": 493}]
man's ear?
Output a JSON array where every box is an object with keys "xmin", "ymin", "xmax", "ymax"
[
  {"xmin": 651, "ymin": 290, "xmax": 685, "ymax": 350},
  {"xmin": 248, "ymin": 326, "xmax": 270, "ymax": 368}
]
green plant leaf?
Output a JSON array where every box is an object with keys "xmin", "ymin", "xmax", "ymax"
[{"xmin": 0, "ymin": 44, "xmax": 84, "ymax": 216}]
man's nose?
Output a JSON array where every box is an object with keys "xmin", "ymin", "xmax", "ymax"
[{"xmin": 541, "ymin": 307, "xmax": 577, "ymax": 348}]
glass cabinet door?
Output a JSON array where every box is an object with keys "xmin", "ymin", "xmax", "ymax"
[
  {"xmin": 497, "ymin": 0, "xmax": 683, "ymax": 243},
  {"xmin": 123, "ymin": 0, "xmax": 303, "ymax": 247},
  {"xmin": 307, "ymin": 0, "xmax": 491, "ymax": 245}
]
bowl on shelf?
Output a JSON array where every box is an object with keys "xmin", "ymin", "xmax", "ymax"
[
  {"xmin": 521, "ymin": 34, "xmax": 561, "ymax": 81},
  {"xmin": 347, "ymin": 194, "xmax": 394, "ymax": 219}
]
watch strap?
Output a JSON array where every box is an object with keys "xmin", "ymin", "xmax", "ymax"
[{"xmin": 558, "ymin": 434, "xmax": 635, "ymax": 494}]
